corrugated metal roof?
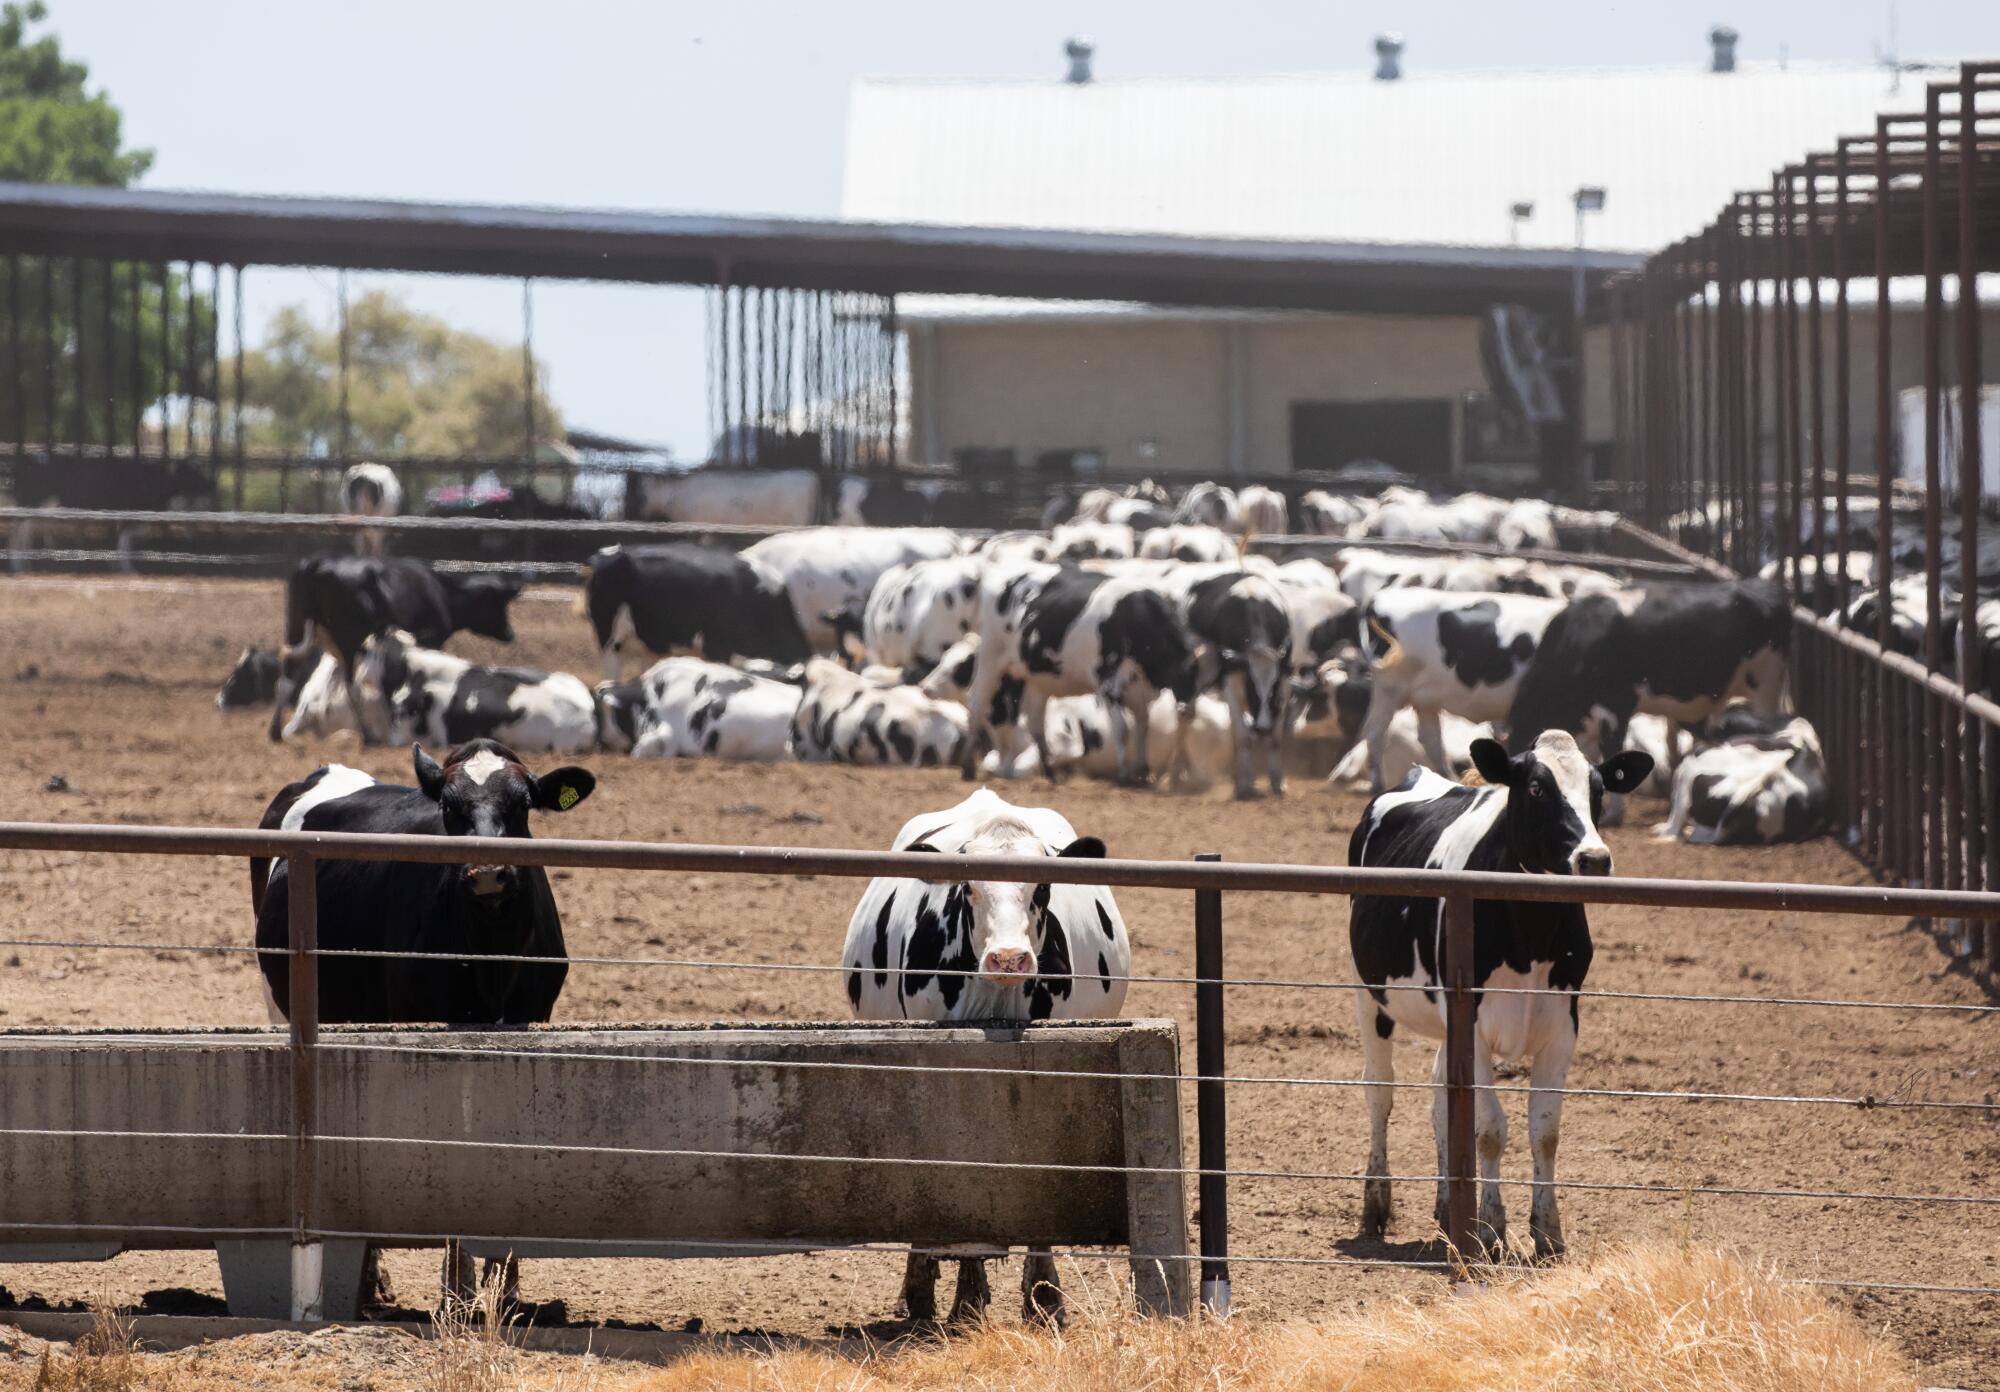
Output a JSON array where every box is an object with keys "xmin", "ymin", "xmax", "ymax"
[{"xmin": 844, "ymin": 60, "xmax": 1954, "ymax": 254}]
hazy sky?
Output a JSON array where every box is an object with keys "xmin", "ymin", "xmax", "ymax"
[{"xmin": 58, "ymin": 1, "xmax": 2000, "ymax": 457}]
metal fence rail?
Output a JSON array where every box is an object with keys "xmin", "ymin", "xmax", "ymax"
[{"xmin": 2, "ymin": 817, "xmax": 1997, "ymax": 1323}]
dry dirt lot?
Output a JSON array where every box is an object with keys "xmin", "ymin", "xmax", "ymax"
[{"xmin": 0, "ymin": 575, "xmax": 1995, "ymax": 1386}]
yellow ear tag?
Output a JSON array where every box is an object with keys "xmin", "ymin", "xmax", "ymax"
[{"xmin": 556, "ymin": 785, "xmax": 579, "ymax": 810}]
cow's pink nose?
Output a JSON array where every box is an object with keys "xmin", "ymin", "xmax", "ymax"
[{"xmin": 981, "ymin": 949, "xmax": 1036, "ymax": 982}]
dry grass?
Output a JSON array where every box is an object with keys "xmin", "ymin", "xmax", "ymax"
[{"xmin": 1, "ymin": 1245, "xmax": 1919, "ymax": 1392}]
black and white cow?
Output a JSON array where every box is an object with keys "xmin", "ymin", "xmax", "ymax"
[
  {"xmin": 854, "ymin": 555, "xmax": 985, "ymax": 679},
  {"xmin": 251, "ymin": 741, "xmax": 594, "ymax": 1304},
  {"xmin": 339, "ymin": 462, "xmax": 403, "ymax": 557},
  {"xmin": 1184, "ymin": 571, "xmax": 1294, "ymax": 798},
  {"xmin": 1236, "ymin": 484, "xmax": 1289, "ymax": 537},
  {"xmin": 1506, "ymin": 577, "xmax": 1790, "ymax": 762},
  {"xmin": 965, "ymin": 567, "xmax": 1200, "ymax": 787},
  {"xmin": 274, "ymin": 650, "xmax": 359, "ymax": 742},
  {"xmin": 1349, "ymin": 732, "xmax": 1654, "ymax": 1257},
  {"xmin": 1137, "ymin": 524, "xmax": 1236, "ymax": 564},
  {"xmin": 1298, "ymin": 490, "xmax": 1367, "ymax": 536},
  {"xmin": 1654, "ymin": 715, "xmax": 1829, "ymax": 845},
  {"xmin": 1069, "ymin": 482, "xmax": 1173, "ymax": 531},
  {"xmin": 1047, "ymin": 521, "xmax": 1137, "ymax": 563},
  {"xmin": 354, "ymin": 630, "xmax": 597, "ymax": 753},
  {"xmin": 583, "ymin": 543, "xmax": 811, "ymax": 680},
  {"xmin": 841, "ymin": 788, "xmax": 1129, "ymax": 1322},
  {"xmin": 274, "ymin": 556, "xmax": 520, "ymax": 741},
  {"xmin": 1173, "ymin": 481, "xmax": 1240, "ymax": 531},
  {"xmin": 791, "ymin": 659, "xmax": 968, "ymax": 767},
  {"xmin": 1840, "ymin": 576, "xmax": 1951, "ymax": 659},
  {"xmin": 741, "ymin": 527, "xmax": 964, "ymax": 653},
  {"xmin": 217, "ymin": 647, "xmax": 282, "ymax": 709},
  {"xmin": 595, "ymin": 657, "xmax": 802, "ymax": 760},
  {"xmin": 1360, "ymin": 588, "xmax": 1565, "ymax": 789}
]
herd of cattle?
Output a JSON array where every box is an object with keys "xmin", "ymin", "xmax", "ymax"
[
  {"xmin": 199, "ymin": 477, "xmax": 1869, "ymax": 1312},
  {"xmin": 218, "ymin": 479, "xmax": 1831, "ymax": 846}
]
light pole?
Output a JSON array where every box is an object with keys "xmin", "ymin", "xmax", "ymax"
[
  {"xmin": 1570, "ymin": 186, "xmax": 1607, "ymax": 493},
  {"xmin": 1509, "ymin": 200, "xmax": 1534, "ymax": 247}
]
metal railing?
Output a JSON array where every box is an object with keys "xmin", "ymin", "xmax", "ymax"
[{"xmin": 3, "ymin": 817, "xmax": 1998, "ymax": 1323}]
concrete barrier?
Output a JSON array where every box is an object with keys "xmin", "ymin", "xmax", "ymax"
[{"xmin": 0, "ymin": 1020, "xmax": 1189, "ymax": 1319}]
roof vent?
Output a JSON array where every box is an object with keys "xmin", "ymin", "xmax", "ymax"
[
  {"xmin": 1064, "ymin": 36, "xmax": 1094, "ymax": 84},
  {"xmin": 1374, "ymin": 33, "xmax": 1404, "ymax": 81},
  {"xmin": 1709, "ymin": 24, "xmax": 1738, "ymax": 73}
]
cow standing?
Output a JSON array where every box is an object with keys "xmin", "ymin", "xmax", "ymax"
[
  {"xmin": 583, "ymin": 543, "xmax": 811, "ymax": 680},
  {"xmin": 251, "ymin": 740, "xmax": 595, "ymax": 1302},
  {"xmin": 1183, "ymin": 572, "xmax": 1294, "ymax": 798},
  {"xmin": 339, "ymin": 463, "xmax": 403, "ymax": 557},
  {"xmin": 741, "ymin": 527, "xmax": 963, "ymax": 653},
  {"xmin": 1349, "ymin": 732, "xmax": 1653, "ymax": 1257},
  {"xmin": 841, "ymin": 789, "xmax": 1129, "ymax": 1323}
]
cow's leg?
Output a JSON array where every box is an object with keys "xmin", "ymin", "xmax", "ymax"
[
  {"xmin": 1472, "ymin": 1047, "xmax": 1509, "ymax": 1250},
  {"xmin": 900, "ymin": 1250, "xmax": 940, "ymax": 1322},
  {"xmin": 961, "ymin": 662, "xmax": 1001, "ymax": 781},
  {"xmin": 1026, "ymin": 688, "xmax": 1061, "ymax": 784},
  {"xmin": 1655, "ymin": 763, "xmax": 1694, "ymax": 840},
  {"xmin": 1428, "ymin": 1044, "xmax": 1451, "ymax": 1237},
  {"xmin": 1265, "ymin": 728, "xmax": 1286, "ymax": 798},
  {"xmin": 1123, "ymin": 687, "xmax": 1154, "ymax": 785},
  {"xmin": 1416, "ymin": 707, "xmax": 1449, "ymax": 776},
  {"xmin": 1101, "ymin": 695, "xmax": 1132, "ymax": 786},
  {"xmin": 441, "ymin": 1241, "xmax": 474, "ymax": 1307},
  {"xmin": 359, "ymin": 1247, "xmax": 396, "ymax": 1308},
  {"xmin": 1360, "ymin": 682, "xmax": 1400, "ymax": 792},
  {"xmin": 602, "ymin": 603, "xmax": 638, "ymax": 684},
  {"xmin": 1355, "ymin": 990, "xmax": 1396, "ymax": 1238},
  {"xmin": 1527, "ymin": 1021, "xmax": 1577, "ymax": 1260},
  {"xmin": 480, "ymin": 1255, "xmax": 521, "ymax": 1309},
  {"xmin": 948, "ymin": 1257, "xmax": 991, "ymax": 1322},
  {"xmin": 1227, "ymin": 679, "xmax": 1254, "ymax": 799},
  {"xmin": 1021, "ymin": 1247, "xmax": 1064, "ymax": 1325}
]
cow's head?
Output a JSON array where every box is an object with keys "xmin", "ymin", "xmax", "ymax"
[
  {"xmin": 218, "ymin": 647, "xmax": 279, "ymax": 710},
  {"xmin": 439, "ymin": 573, "xmax": 522, "ymax": 643},
  {"xmin": 1291, "ymin": 649, "xmax": 1370, "ymax": 742},
  {"xmin": 905, "ymin": 819, "xmax": 1105, "ymax": 986},
  {"xmin": 1469, "ymin": 730, "xmax": 1652, "ymax": 876},
  {"xmin": 413, "ymin": 740, "xmax": 595, "ymax": 901},
  {"xmin": 1219, "ymin": 638, "xmax": 1292, "ymax": 736},
  {"xmin": 594, "ymin": 679, "xmax": 645, "ymax": 753}
]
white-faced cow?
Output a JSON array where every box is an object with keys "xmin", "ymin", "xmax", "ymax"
[
  {"xmin": 1360, "ymin": 588, "xmax": 1565, "ymax": 789},
  {"xmin": 1654, "ymin": 713, "xmax": 1829, "ymax": 845},
  {"xmin": 1506, "ymin": 578, "xmax": 1790, "ymax": 764},
  {"xmin": 841, "ymin": 788, "xmax": 1129, "ymax": 1323},
  {"xmin": 595, "ymin": 657, "xmax": 802, "ymax": 760},
  {"xmin": 742, "ymin": 527, "xmax": 964, "ymax": 653},
  {"xmin": 251, "ymin": 741, "xmax": 595, "ymax": 1304},
  {"xmin": 1349, "ymin": 732, "xmax": 1654, "ymax": 1257},
  {"xmin": 792, "ymin": 658, "xmax": 969, "ymax": 767},
  {"xmin": 1236, "ymin": 485, "xmax": 1289, "ymax": 537},
  {"xmin": 1184, "ymin": 571, "xmax": 1294, "ymax": 798},
  {"xmin": 273, "ymin": 556, "xmax": 520, "ymax": 742},
  {"xmin": 583, "ymin": 543, "xmax": 811, "ymax": 681},
  {"xmin": 355, "ymin": 630, "xmax": 597, "ymax": 753},
  {"xmin": 339, "ymin": 462, "xmax": 403, "ymax": 557}
]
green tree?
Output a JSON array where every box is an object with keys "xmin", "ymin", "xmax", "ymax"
[
  {"xmin": 0, "ymin": 2, "xmax": 152, "ymax": 185},
  {"xmin": 237, "ymin": 290, "xmax": 562, "ymax": 460}
]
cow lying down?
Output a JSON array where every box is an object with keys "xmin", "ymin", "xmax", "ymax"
[
  {"xmin": 1654, "ymin": 714, "xmax": 1829, "ymax": 845},
  {"xmin": 842, "ymin": 788, "xmax": 1129, "ymax": 1323},
  {"xmin": 596, "ymin": 657, "xmax": 803, "ymax": 760},
  {"xmin": 221, "ymin": 645, "xmax": 358, "ymax": 742},
  {"xmin": 355, "ymin": 630, "xmax": 597, "ymax": 754},
  {"xmin": 792, "ymin": 658, "xmax": 968, "ymax": 767}
]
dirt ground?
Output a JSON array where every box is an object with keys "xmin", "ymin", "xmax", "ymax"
[{"xmin": 0, "ymin": 575, "xmax": 1995, "ymax": 1386}]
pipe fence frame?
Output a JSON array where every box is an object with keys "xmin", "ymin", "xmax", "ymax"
[
  {"xmin": 3, "ymin": 818, "xmax": 1999, "ymax": 1323},
  {"xmin": 1605, "ymin": 59, "xmax": 2000, "ymax": 964}
]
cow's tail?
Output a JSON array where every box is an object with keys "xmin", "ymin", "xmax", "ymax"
[{"xmin": 1365, "ymin": 615, "xmax": 1406, "ymax": 673}]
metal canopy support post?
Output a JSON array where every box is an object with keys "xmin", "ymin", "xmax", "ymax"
[
  {"xmin": 1192, "ymin": 852, "xmax": 1229, "ymax": 1317},
  {"xmin": 1442, "ymin": 891, "xmax": 1477, "ymax": 1266},
  {"xmin": 286, "ymin": 851, "xmax": 322, "ymax": 1322}
]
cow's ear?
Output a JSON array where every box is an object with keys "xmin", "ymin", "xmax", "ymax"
[
  {"xmin": 1058, "ymin": 836, "xmax": 1106, "ymax": 859},
  {"xmin": 1469, "ymin": 739, "xmax": 1517, "ymax": 787},
  {"xmin": 1599, "ymin": 749, "xmax": 1655, "ymax": 796},
  {"xmin": 413, "ymin": 744, "xmax": 446, "ymax": 800},
  {"xmin": 532, "ymin": 767, "xmax": 596, "ymax": 812}
]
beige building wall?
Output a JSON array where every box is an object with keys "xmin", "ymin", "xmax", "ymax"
[{"xmin": 911, "ymin": 312, "xmax": 1489, "ymax": 477}]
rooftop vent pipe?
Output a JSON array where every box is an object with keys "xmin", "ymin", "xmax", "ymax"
[
  {"xmin": 1065, "ymin": 36, "xmax": 1094, "ymax": 84},
  {"xmin": 1374, "ymin": 33, "xmax": 1404, "ymax": 80},
  {"xmin": 1709, "ymin": 25, "xmax": 1738, "ymax": 73}
]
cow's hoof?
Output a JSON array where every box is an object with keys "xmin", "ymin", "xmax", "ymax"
[
  {"xmin": 1359, "ymin": 1179, "xmax": 1392, "ymax": 1238},
  {"xmin": 1023, "ymin": 1287, "xmax": 1066, "ymax": 1327},
  {"xmin": 1531, "ymin": 1228, "xmax": 1566, "ymax": 1262}
]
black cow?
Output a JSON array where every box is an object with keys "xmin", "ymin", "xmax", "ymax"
[
  {"xmin": 1505, "ymin": 578, "xmax": 1789, "ymax": 760},
  {"xmin": 272, "ymin": 556, "xmax": 521, "ymax": 742},
  {"xmin": 583, "ymin": 542, "xmax": 811, "ymax": 681},
  {"xmin": 1349, "ymin": 732, "xmax": 1653, "ymax": 1258},
  {"xmin": 9, "ymin": 454, "xmax": 214, "ymax": 510},
  {"xmin": 250, "ymin": 739, "xmax": 594, "ymax": 1304},
  {"xmin": 217, "ymin": 647, "xmax": 281, "ymax": 709}
]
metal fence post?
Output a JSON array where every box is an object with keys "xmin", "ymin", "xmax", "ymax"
[
  {"xmin": 1192, "ymin": 852, "xmax": 1230, "ymax": 1316},
  {"xmin": 1442, "ymin": 891, "xmax": 1477, "ymax": 1266},
  {"xmin": 287, "ymin": 851, "xmax": 322, "ymax": 1321}
]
